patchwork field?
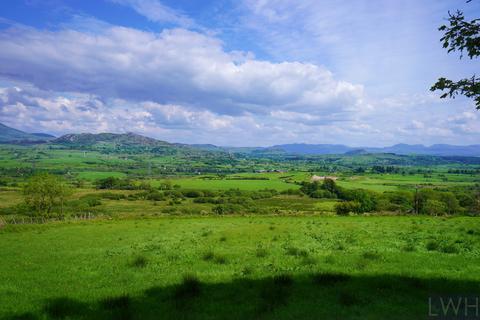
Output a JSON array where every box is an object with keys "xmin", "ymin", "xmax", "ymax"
[{"xmin": 1, "ymin": 216, "xmax": 480, "ymax": 319}]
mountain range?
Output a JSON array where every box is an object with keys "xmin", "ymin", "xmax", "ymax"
[
  {"xmin": 0, "ymin": 123, "xmax": 55, "ymax": 143},
  {"xmin": 0, "ymin": 122, "xmax": 478, "ymax": 157}
]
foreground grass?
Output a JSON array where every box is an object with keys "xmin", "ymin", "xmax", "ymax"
[{"xmin": 1, "ymin": 215, "xmax": 480, "ymax": 319}]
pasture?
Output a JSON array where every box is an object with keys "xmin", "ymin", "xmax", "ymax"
[{"xmin": 1, "ymin": 215, "xmax": 480, "ymax": 319}]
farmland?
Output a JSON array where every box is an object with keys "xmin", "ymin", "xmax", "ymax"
[
  {"xmin": 0, "ymin": 140, "xmax": 479, "ymax": 319},
  {"xmin": 2, "ymin": 216, "xmax": 480, "ymax": 319}
]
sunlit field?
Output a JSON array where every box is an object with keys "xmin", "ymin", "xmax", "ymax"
[{"xmin": 2, "ymin": 216, "xmax": 480, "ymax": 319}]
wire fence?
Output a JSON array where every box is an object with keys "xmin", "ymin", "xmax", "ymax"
[{"xmin": 0, "ymin": 213, "xmax": 96, "ymax": 226}]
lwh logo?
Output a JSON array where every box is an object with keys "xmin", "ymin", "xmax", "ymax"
[{"xmin": 429, "ymin": 296, "xmax": 480, "ymax": 319}]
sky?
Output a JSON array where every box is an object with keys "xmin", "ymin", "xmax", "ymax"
[{"xmin": 0, "ymin": 0, "xmax": 478, "ymax": 147}]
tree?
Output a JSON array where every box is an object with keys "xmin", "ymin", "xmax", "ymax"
[
  {"xmin": 23, "ymin": 174, "xmax": 71, "ymax": 216},
  {"xmin": 431, "ymin": 2, "xmax": 480, "ymax": 109}
]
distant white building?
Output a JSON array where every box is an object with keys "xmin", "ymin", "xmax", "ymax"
[{"xmin": 310, "ymin": 175, "xmax": 338, "ymax": 182}]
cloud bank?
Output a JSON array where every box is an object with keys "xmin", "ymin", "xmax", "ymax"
[{"xmin": 0, "ymin": 0, "xmax": 478, "ymax": 146}]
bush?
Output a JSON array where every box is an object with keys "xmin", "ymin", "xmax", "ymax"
[
  {"xmin": 335, "ymin": 201, "xmax": 362, "ymax": 215},
  {"xmin": 183, "ymin": 190, "xmax": 204, "ymax": 198},
  {"xmin": 423, "ymin": 199, "xmax": 447, "ymax": 216},
  {"xmin": 310, "ymin": 190, "xmax": 336, "ymax": 199},
  {"xmin": 340, "ymin": 189, "xmax": 378, "ymax": 212},
  {"xmin": 377, "ymin": 191, "xmax": 413, "ymax": 213},
  {"xmin": 145, "ymin": 191, "xmax": 164, "ymax": 201}
]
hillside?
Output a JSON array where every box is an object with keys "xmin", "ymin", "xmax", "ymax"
[
  {"xmin": 1, "ymin": 122, "xmax": 478, "ymax": 157},
  {"xmin": 53, "ymin": 132, "xmax": 169, "ymax": 147},
  {"xmin": 0, "ymin": 123, "xmax": 55, "ymax": 143}
]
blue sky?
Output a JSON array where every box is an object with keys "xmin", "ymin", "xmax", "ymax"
[{"xmin": 0, "ymin": 0, "xmax": 478, "ymax": 146}]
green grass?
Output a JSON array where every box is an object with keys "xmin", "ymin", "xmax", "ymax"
[
  {"xmin": 336, "ymin": 173, "xmax": 478, "ymax": 192},
  {"xmin": 76, "ymin": 171, "xmax": 127, "ymax": 180},
  {"xmin": 1, "ymin": 215, "xmax": 480, "ymax": 319},
  {"xmin": 152, "ymin": 176, "xmax": 296, "ymax": 191}
]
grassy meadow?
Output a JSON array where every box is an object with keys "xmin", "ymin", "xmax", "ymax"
[
  {"xmin": 2, "ymin": 216, "xmax": 480, "ymax": 319},
  {"xmin": 0, "ymin": 144, "xmax": 479, "ymax": 319}
]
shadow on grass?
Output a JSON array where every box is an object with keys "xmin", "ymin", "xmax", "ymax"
[{"xmin": 6, "ymin": 273, "xmax": 480, "ymax": 320}]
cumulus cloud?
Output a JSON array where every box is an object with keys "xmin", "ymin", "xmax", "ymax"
[
  {"xmin": 0, "ymin": 8, "xmax": 478, "ymax": 147},
  {"xmin": 0, "ymin": 24, "xmax": 364, "ymax": 118},
  {"xmin": 0, "ymin": 85, "xmax": 263, "ymax": 145}
]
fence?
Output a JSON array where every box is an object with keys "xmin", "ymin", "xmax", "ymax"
[{"xmin": 0, "ymin": 213, "xmax": 96, "ymax": 226}]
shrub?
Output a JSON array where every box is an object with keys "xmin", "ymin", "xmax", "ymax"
[
  {"xmin": 377, "ymin": 191, "xmax": 414, "ymax": 213},
  {"xmin": 340, "ymin": 189, "xmax": 378, "ymax": 212},
  {"xmin": 423, "ymin": 199, "xmax": 447, "ymax": 216},
  {"xmin": 145, "ymin": 191, "xmax": 164, "ymax": 201},
  {"xmin": 335, "ymin": 201, "xmax": 362, "ymax": 215},
  {"xmin": 183, "ymin": 190, "xmax": 204, "ymax": 198},
  {"xmin": 310, "ymin": 190, "xmax": 336, "ymax": 199}
]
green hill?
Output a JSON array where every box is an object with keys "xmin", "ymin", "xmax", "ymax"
[{"xmin": 0, "ymin": 123, "xmax": 55, "ymax": 143}]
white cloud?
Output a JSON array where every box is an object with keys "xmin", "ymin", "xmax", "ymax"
[
  {"xmin": 0, "ymin": 25, "xmax": 365, "ymax": 118},
  {"xmin": 238, "ymin": 0, "xmax": 479, "ymax": 97},
  {"xmin": 0, "ymin": 8, "xmax": 479, "ymax": 147}
]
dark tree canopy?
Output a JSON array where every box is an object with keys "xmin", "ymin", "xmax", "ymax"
[{"xmin": 431, "ymin": 3, "xmax": 480, "ymax": 109}]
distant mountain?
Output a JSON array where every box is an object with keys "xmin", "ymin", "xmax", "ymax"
[
  {"xmin": 52, "ymin": 132, "xmax": 215, "ymax": 156},
  {"xmin": 0, "ymin": 123, "xmax": 55, "ymax": 144},
  {"xmin": 187, "ymin": 144, "xmax": 225, "ymax": 152},
  {"xmin": 344, "ymin": 149, "xmax": 368, "ymax": 155},
  {"xmin": 268, "ymin": 143, "xmax": 480, "ymax": 157},
  {"xmin": 218, "ymin": 143, "xmax": 480, "ymax": 157},
  {"xmin": 366, "ymin": 144, "xmax": 480, "ymax": 157},
  {"xmin": 1, "ymin": 122, "xmax": 478, "ymax": 157},
  {"xmin": 53, "ymin": 132, "xmax": 169, "ymax": 147},
  {"xmin": 271, "ymin": 143, "xmax": 353, "ymax": 155}
]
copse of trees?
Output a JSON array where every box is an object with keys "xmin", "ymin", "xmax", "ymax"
[
  {"xmin": 301, "ymin": 178, "xmax": 478, "ymax": 216},
  {"xmin": 23, "ymin": 173, "xmax": 71, "ymax": 216},
  {"xmin": 301, "ymin": 179, "xmax": 378, "ymax": 214},
  {"xmin": 95, "ymin": 177, "xmax": 154, "ymax": 190}
]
